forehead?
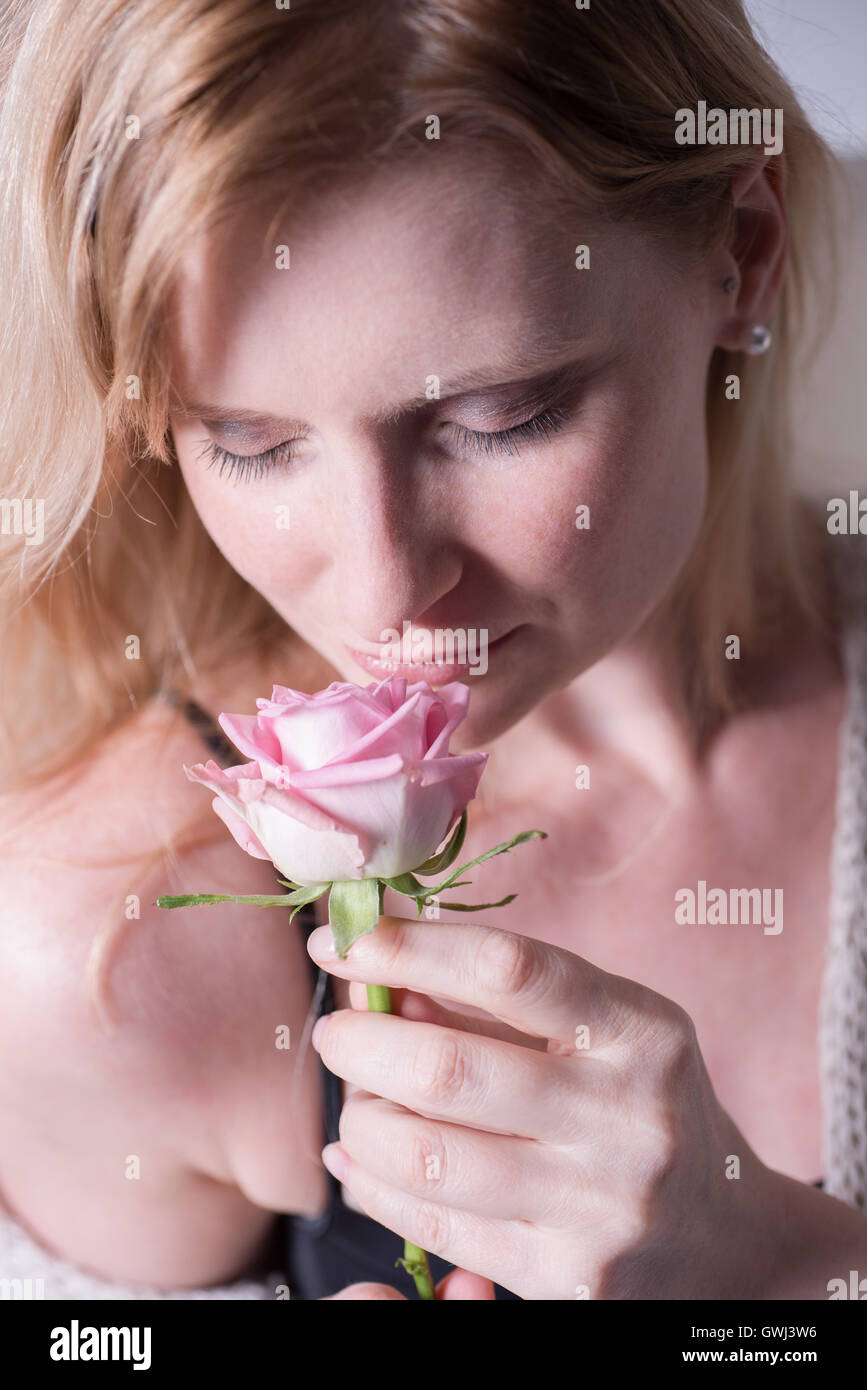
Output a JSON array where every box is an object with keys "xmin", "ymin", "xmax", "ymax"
[{"xmin": 166, "ymin": 151, "xmax": 627, "ymax": 418}]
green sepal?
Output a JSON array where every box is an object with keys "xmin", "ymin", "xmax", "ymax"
[
  {"xmin": 382, "ymin": 826, "xmax": 546, "ymax": 915},
  {"xmin": 419, "ymin": 893, "xmax": 517, "ymax": 913},
  {"xmin": 156, "ymin": 891, "xmax": 303, "ymax": 909},
  {"xmin": 155, "ymin": 882, "xmax": 330, "ymax": 922},
  {"xmin": 382, "ymin": 873, "xmax": 474, "ymax": 914},
  {"xmin": 410, "ymin": 828, "xmax": 548, "ymax": 899},
  {"xmin": 281, "ymin": 882, "xmax": 332, "ymax": 921},
  {"xmin": 328, "ymin": 878, "xmax": 382, "ymax": 958},
  {"xmin": 384, "ymin": 871, "xmax": 425, "ymax": 897},
  {"xmin": 410, "ymin": 809, "xmax": 468, "ymax": 876},
  {"xmin": 383, "ymin": 871, "xmax": 473, "ymax": 896}
]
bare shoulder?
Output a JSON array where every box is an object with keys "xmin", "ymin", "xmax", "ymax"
[
  {"xmin": 0, "ymin": 695, "xmax": 258, "ymax": 1054},
  {"xmin": 0, "ymin": 695, "xmax": 226, "ymax": 864},
  {"xmin": 0, "ymin": 692, "xmax": 316, "ymax": 1132},
  {"xmin": 0, "ymin": 697, "xmax": 327, "ymax": 1283}
]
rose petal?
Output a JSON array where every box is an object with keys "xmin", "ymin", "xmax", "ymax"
[{"xmin": 210, "ymin": 796, "xmax": 272, "ymax": 860}]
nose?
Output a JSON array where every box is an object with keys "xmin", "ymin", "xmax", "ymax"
[{"xmin": 320, "ymin": 431, "xmax": 463, "ymax": 648}]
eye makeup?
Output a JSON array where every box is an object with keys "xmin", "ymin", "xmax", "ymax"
[
  {"xmin": 446, "ymin": 406, "xmax": 570, "ymax": 458},
  {"xmin": 194, "ymin": 403, "xmax": 571, "ymax": 481},
  {"xmin": 194, "ymin": 435, "xmax": 304, "ymax": 483}
]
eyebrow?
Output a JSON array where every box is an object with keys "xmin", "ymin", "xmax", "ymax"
[{"xmin": 171, "ymin": 349, "xmax": 590, "ymax": 431}]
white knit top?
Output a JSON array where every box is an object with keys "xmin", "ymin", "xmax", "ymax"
[
  {"xmin": 820, "ymin": 529, "xmax": 867, "ymax": 1213},
  {"xmin": 1, "ymin": 528, "xmax": 865, "ymax": 1298}
]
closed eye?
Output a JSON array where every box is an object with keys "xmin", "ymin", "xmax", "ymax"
[
  {"xmin": 447, "ymin": 406, "xmax": 569, "ymax": 458},
  {"xmin": 194, "ymin": 404, "xmax": 570, "ymax": 482},
  {"xmin": 194, "ymin": 436, "xmax": 302, "ymax": 482}
]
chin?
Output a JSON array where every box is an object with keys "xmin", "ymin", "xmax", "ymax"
[{"xmin": 450, "ymin": 679, "xmax": 547, "ymax": 750}]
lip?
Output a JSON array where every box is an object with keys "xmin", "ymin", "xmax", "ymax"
[{"xmin": 344, "ymin": 627, "xmax": 520, "ymax": 686}]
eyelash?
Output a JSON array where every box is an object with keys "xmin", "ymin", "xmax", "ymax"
[
  {"xmin": 195, "ymin": 437, "xmax": 301, "ymax": 483},
  {"xmin": 195, "ymin": 406, "xmax": 570, "ymax": 482},
  {"xmin": 448, "ymin": 406, "xmax": 570, "ymax": 459}
]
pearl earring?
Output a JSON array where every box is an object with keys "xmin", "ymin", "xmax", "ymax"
[{"xmin": 745, "ymin": 324, "xmax": 772, "ymax": 355}]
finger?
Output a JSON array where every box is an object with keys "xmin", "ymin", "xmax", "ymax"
[
  {"xmin": 323, "ymin": 1282, "xmax": 407, "ymax": 1300},
  {"xmin": 347, "ymin": 980, "xmax": 546, "ymax": 1050},
  {"xmin": 336, "ymin": 1094, "xmax": 575, "ymax": 1222},
  {"xmin": 436, "ymin": 1268, "xmax": 497, "ymax": 1300},
  {"xmin": 319, "ymin": 1143, "xmax": 529, "ymax": 1294},
  {"xmin": 308, "ymin": 917, "xmax": 630, "ymax": 1049},
  {"xmin": 313, "ymin": 1009, "xmax": 588, "ymax": 1141}
]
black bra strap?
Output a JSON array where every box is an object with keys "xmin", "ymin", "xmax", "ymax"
[{"xmin": 161, "ymin": 690, "xmax": 241, "ymax": 766}]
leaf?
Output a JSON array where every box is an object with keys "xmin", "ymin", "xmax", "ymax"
[
  {"xmin": 328, "ymin": 878, "xmax": 381, "ymax": 958},
  {"xmin": 156, "ymin": 892, "xmax": 302, "ymax": 909},
  {"xmin": 428, "ymin": 894, "xmax": 517, "ymax": 912},
  {"xmin": 383, "ymin": 872, "xmax": 473, "ymax": 900},
  {"xmin": 155, "ymin": 882, "xmax": 330, "ymax": 920},
  {"xmin": 410, "ymin": 810, "xmax": 468, "ymax": 876},
  {"xmin": 383, "ymin": 871, "xmax": 425, "ymax": 897},
  {"xmin": 282, "ymin": 882, "xmax": 332, "ymax": 921},
  {"xmin": 417, "ymin": 829, "xmax": 548, "ymax": 898}
]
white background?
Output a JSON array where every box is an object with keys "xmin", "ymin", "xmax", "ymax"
[
  {"xmin": 746, "ymin": 0, "xmax": 867, "ymax": 153},
  {"xmin": 742, "ymin": 1, "xmax": 867, "ymax": 489}
]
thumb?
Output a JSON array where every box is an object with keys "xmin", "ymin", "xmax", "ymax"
[
  {"xmin": 435, "ymin": 1267, "xmax": 497, "ymax": 1300},
  {"xmin": 323, "ymin": 1281, "xmax": 407, "ymax": 1300}
]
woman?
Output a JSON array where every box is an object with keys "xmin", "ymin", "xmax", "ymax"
[{"xmin": 0, "ymin": 0, "xmax": 865, "ymax": 1301}]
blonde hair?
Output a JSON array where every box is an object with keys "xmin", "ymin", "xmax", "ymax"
[{"xmin": 0, "ymin": 0, "xmax": 843, "ymax": 1018}]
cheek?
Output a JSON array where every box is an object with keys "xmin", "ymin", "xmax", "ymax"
[
  {"xmin": 178, "ymin": 449, "xmax": 314, "ymax": 596},
  {"xmin": 506, "ymin": 375, "xmax": 708, "ymax": 629}
]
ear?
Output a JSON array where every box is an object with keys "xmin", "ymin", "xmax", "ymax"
[{"xmin": 715, "ymin": 155, "xmax": 788, "ymax": 352}]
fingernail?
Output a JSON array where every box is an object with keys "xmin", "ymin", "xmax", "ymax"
[
  {"xmin": 311, "ymin": 1014, "xmax": 330, "ymax": 1051},
  {"xmin": 321, "ymin": 1143, "xmax": 348, "ymax": 1180},
  {"xmin": 307, "ymin": 925, "xmax": 338, "ymax": 960}
]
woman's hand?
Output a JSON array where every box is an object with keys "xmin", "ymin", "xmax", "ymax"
[
  {"xmin": 322, "ymin": 1269, "xmax": 496, "ymax": 1300},
  {"xmin": 306, "ymin": 914, "xmax": 789, "ymax": 1301}
]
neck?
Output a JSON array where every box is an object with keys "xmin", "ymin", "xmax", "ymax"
[{"xmin": 542, "ymin": 628, "xmax": 702, "ymax": 796}]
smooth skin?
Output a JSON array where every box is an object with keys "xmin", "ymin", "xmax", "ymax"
[
  {"xmin": 160, "ymin": 145, "xmax": 867, "ymax": 1298},
  {"xmin": 307, "ymin": 916, "xmax": 867, "ymax": 1300}
]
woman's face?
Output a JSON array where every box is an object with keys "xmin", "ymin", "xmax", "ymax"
[{"xmin": 167, "ymin": 153, "xmax": 725, "ymax": 749}]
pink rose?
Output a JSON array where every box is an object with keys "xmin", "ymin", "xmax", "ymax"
[{"xmin": 184, "ymin": 677, "xmax": 487, "ymax": 886}]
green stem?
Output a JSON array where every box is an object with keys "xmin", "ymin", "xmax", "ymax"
[
  {"xmin": 397, "ymin": 1242, "xmax": 437, "ymax": 1300},
  {"xmin": 365, "ymin": 984, "xmax": 393, "ymax": 1013},
  {"xmin": 365, "ymin": 981, "xmax": 437, "ymax": 1301}
]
